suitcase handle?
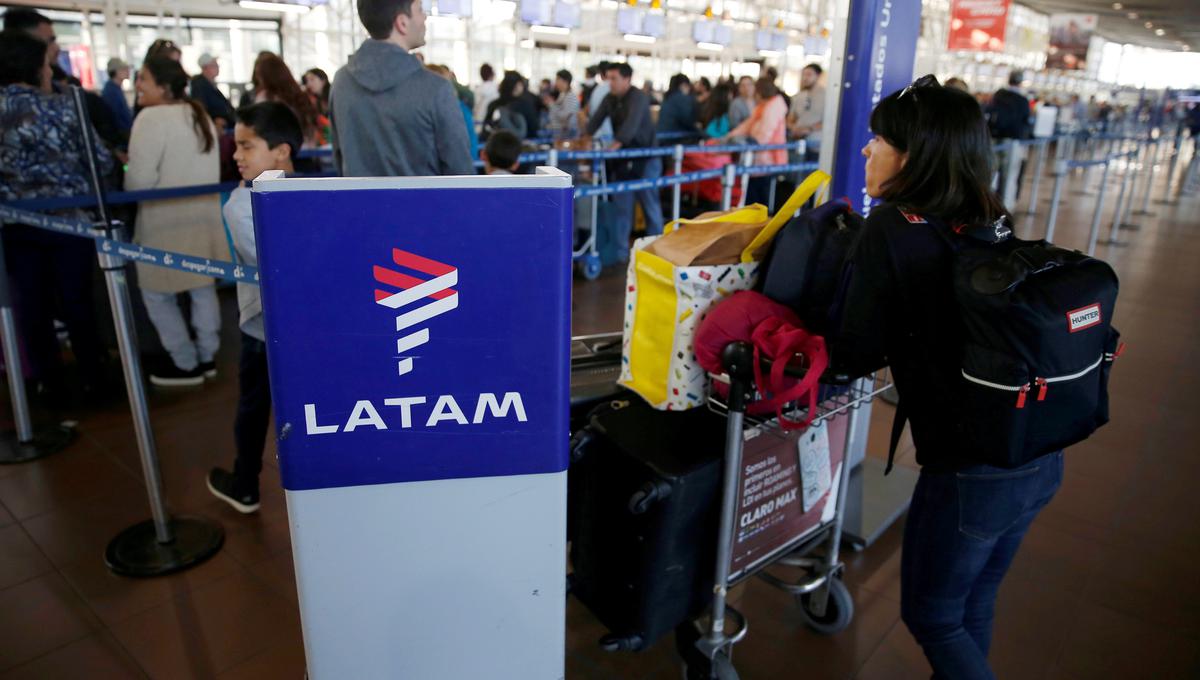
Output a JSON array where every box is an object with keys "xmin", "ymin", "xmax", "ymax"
[{"xmin": 628, "ymin": 480, "xmax": 673, "ymax": 515}]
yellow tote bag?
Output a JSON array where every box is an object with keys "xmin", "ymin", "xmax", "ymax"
[{"xmin": 619, "ymin": 170, "xmax": 831, "ymax": 410}]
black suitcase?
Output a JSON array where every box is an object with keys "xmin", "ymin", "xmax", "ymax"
[{"xmin": 569, "ymin": 397, "xmax": 728, "ymax": 651}]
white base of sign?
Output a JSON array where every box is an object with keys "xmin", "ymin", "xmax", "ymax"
[{"xmin": 285, "ymin": 471, "xmax": 567, "ymax": 680}]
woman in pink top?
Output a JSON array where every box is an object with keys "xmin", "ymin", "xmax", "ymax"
[{"xmin": 723, "ymin": 77, "xmax": 788, "ymax": 207}]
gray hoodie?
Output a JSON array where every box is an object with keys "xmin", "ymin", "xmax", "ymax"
[{"xmin": 331, "ymin": 40, "xmax": 475, "ymax": 177}]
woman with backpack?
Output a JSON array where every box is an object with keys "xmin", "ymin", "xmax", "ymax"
[{"xmin": 833, "ymin": 76, "xmax": 1067, "ymax": 680}]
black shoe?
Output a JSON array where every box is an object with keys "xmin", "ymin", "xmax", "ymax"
[
  {"xmin": 206, "ymin": 468, "xmax": 260, "ymax": 514},
  {"xmin": 199, "ymin": 361, "xmax": 217, "ymax": 380},
  {"xmin": 148, "ymin": 363, "xmax": 204, "ymax": 388}
]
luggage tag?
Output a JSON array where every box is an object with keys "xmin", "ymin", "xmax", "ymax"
[{"xmin": 797, "ymin": 421, "xmax": 832, "ymax": 513}]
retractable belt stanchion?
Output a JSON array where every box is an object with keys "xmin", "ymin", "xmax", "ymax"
[
  {"xmin": 672, "ymin": 144, "xmax": 684, "ymax": 224},
  {"xmin": 1104, "ymin": 150, "xmax": 1134, "ymax": 247},
  {"xmin": 1025, "ymin": 140, "xmax": 1049, "ymax": 216},
  {"xmin": 738, "ymin": 151, "xmax": 754, "ymax": 207},
  {"xmin": 721, "ymin": 163, "xmax": 736, "ymax": 210},
  {"xmin": 1086, "ymin": 157, "xmax": 1113, "ymax": 257},
  {"xmin": 1133, "ymin": 137, "xmax": 1159, "ymax": 217},
  {"xmin": 1158, "ymin": 127, "xmax": 1185, "ymax": 205},
  {"xmin": 68, "ymin": 88, "xmax": 224, "ymax": 576},
  {"xmin": 1002, "ymin": 138, "xmax": 1022, "ymax": 209},
  {"xmin": 0, "ymin": 236, "xmax": 75, "ymax": 463},
  {"xmin": 1044, "ymin": 159, "xmax": 1068, "ymax": 243},
  {"xmin": 1117, "ymin": 140, "xmax": 1143, "ymax": 232}
]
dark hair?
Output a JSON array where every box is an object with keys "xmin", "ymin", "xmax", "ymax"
[
  {"xmin": 803, "ymin": 63, "xmax": 823, "ymax": 76},
  {"xmin": 0, "ymin": 29, "xmax": 45, "ymax": 87},
  {"xmin": 3, "ymin": 7, "xmax": 50, "ymax": 32},
  {"xmin": 764, "ymin": 66, "xmax": 779, "ymax": 82},
  {"xmin": 498, "ymin": 71, "xmax": 523, "ymax": 103},
  {"xmin": 304, "ymin": 68, "xmax": 331, "ymax": 103},
  {"xmin": 485, "ymin": 130, "xmax": 521, "ymax": 171},
  {"xmin": 555, "ymin": 69, "xmax": 572, "ymax": 85},
  {"xmin": 869, "ymin": 79, "xmax": 1008, "ymax": 226},
  {"xmin": 697, "ymin": 76, "xmax": 712, "ymax": 91},
  {"xmin": 700, "ymin": 82, "xmax": 732, "ymax": 126},
  {"xmin": 236, "ymin": 102, "xmax": 303, "ymax": 161},
  {"xmin": 604, "ymin": 62, "xmax": 632, "ymax": 80},
  {"xmin": 142, "ymin": 57, "xmax": 215, "ymax": 154},
  {"xmin": 254, "ymin": 53, "xmax": 320, "ymax": 139},
  {"xmin": 667, "ymin": 73, "xmax": 690, "ymax": 94},
  {"xmin": 754, "ymin": 77, "xmax": 778, "ymax": 100},
  {"xmin": 480, "ymin": 63, "xmax": 494, "ymax": 81},
  {"xmin": 358, "ymin": 0, "xmax": 417, "ymax": 40},
  {"xmin": 144, "ymin": 38, "xmax": 180, "ymax": 62}
]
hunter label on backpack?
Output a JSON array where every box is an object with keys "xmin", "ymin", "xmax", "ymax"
[{"xmin": 1067, "ymin": 304, "xmax": 1102, "ymax": 333}]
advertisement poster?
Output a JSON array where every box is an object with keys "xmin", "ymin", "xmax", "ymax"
[
  {"xmin": 947, "ymin": 0, "xmax": 1010, "ymax": 52},
  {"xmin": 1047, "ymin": 13, "xmax": 1097, "ymax": 70},
  {"xmin": 729, "ymin": 411, "xmax": 848, "ymax": 577}
]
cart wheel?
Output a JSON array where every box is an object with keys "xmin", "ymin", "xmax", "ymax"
[
  {"xmin": 581, "ymin": 254, "xmax": 602, "ymax": 280},
  {"xmin": 796, "ymin": 577, "xmax": 854, "ymax": 635},
  {"xmin": 682, "ymin": 652, "xmax": 739, "ymax": 680}
]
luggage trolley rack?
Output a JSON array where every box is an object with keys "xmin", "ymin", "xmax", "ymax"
[{"xmin": 679, "ymin": 342, "xmax": 893, "ymax": 680}]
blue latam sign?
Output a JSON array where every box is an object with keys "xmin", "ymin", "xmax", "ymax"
[{"xmin": 252, "ymin": 182, "xmax": 573, "ymax": 491}]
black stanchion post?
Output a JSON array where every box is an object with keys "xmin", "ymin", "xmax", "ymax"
[
  {"xmin": 69, "ymin": 87, "xmax": 223, "ymax": 577},
  {"xmin": 0, "ymin": 235, "xmax": 76, "ymax": 463}
]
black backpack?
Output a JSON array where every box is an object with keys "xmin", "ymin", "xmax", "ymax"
[
  {"xmin": 757, "ymin": 198, "xmax": 865, "ymax": 336},
  {"xmin": 890, "ymin": 216, "xmax": 1123, "ymax": 470}
]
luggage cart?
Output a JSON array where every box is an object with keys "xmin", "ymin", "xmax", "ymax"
[
  {"xmin": 561, "ymin": 142, "xmax": 608, "ymax": 280},
  {"xmin": 678, "ymin": 341, "xmax": 893, "ymax": 680}
]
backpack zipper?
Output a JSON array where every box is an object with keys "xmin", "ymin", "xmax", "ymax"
[{"xmin": 961, "ymin": 352, "xmax": 1105, "ymax": 408}]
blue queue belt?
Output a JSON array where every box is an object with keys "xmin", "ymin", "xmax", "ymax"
[{"xmin": 0, "ymin": 203, "xmax": 261, "ymax": 285}]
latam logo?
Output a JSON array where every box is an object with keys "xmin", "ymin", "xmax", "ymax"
[
  {"xmin": 1067, "ymin": 303, "xmax": 1102, "ymax": 333},
  {"xmin": 300, "ymin": 246, "xmax": 529, "ymax": 437},
  {"xmin": 373, "ymin": 248, "xmax": 459, "ymax": 376}
]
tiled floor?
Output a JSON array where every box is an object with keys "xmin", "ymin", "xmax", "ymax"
[{"xmin": 1, "ymin": 146, "xmax": 1198, "ymax": 679}]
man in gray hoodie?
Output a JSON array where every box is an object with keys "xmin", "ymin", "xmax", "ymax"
[{"xmin": 331, "ymin": 0, "xmax": 474, "ymax": 177}]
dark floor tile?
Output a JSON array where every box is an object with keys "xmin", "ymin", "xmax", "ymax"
[
  {"xmin": 0, "ymin": 524, "xmax": 53, "ymax": 591},
  {"xmin": 854, "ymin": 621, "xmax": 929, "ymax": 680},
  {"xmin": 59, "ymin": 549, "xmax": 243, "ymax": 627},
  {"xmin": 1053, "ymin": 601, "xmax": 1200, "ymax": 680},
  {"xmin": 109, "ymin": 571, "xmax": 301, "ymax": 679},
  {"xmin": 0, "ymin": 573, "xmax": 101, "ymax": 671},
  {"xmin": 214, "ymin": 630, "xmax": 305, "ymax": 680},
  {"xmin": 0, "ymin": 632, "xmax": 146, "ymax": 680},
  {"xmin": 0, "ymin": 446, "xmax": 141, "ymax": 520},
  {"xmin": 20, "ymin": 490, "xmax": 152, "ymax": 569}
]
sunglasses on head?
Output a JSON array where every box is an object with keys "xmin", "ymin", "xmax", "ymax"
[{"xmin": 898, "ymin": 74, "xmax": 940, "ymax": 101}]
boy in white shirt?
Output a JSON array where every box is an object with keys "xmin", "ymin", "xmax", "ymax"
[{"xmin": 206, "ymin": 102, "xmax": 301, "ymax": 514}]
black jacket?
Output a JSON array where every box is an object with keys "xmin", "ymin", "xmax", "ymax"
[
  {"xmin": 191, "ymin": 76, "xmax": 235, "ymax": 128},
  {"xmin": 832, "ymin": 204, "xmax": 972, "ymax": 471},
  {"xmin": 988, "ymin": 88, "xmax": 1033, "ymax": 140},
  {"xmin": 586, "ymin": 87, "xmax": 656, "ymax": 149}
]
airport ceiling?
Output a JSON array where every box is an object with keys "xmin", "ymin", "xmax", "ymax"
[{"xmin": 1018, "ymin": 0, "xmax": 1197, "ymax": 51}]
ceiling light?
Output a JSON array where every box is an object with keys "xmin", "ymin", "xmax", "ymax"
[
  {"xmin": 1155, "ymin": 28, "xmax": 1165, "ymax": 35},
  {"xmin": 757, "ymin": 49, "xmax": 780, "ymax": 57},
  {"xmin": 696, "ymin": 41, "xmax": 724, "ymax": 51},
  {"xmin": 623, "ymin": 34, "xmax": 657, "ymax": 43},
  {"xmin": 1111, "ymin": 2, "xmax": 1122, "ymax": 8},
  {"xmin": 238, "ymin": 0, "xmax": 311, "ymax": 12},
  {"xmin": 530, "ymin": 24, "xmax": 570, "ymax": 34},
  {"xmin": 1144, "ymin": 21, "xmax": 1153, "ymax": 28},
  {"xmin": 519, "ymin": 38, "xmax": 535, "ymax": 48},
  {"xmin": 1126, "ymin": 12, "xmax": 1138, "ymax": 18}
]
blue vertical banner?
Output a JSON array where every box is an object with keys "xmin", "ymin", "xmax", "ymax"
[{"xmin": 831, "ymin": 0, "xmax": 924, "ymax": 215}]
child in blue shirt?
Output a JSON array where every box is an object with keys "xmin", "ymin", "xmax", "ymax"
[{"xmin": 206, "ymin": 102, "xmax": 301, "ymax": 513}]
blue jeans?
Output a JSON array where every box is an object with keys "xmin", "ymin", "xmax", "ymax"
[
  {"xmin": 901, "ymin": 452, "xmax": 1064, "ymax": 680},
  {"xmin": 613, "ymin": 156, "xmax": 664, "ymax": 258}
]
